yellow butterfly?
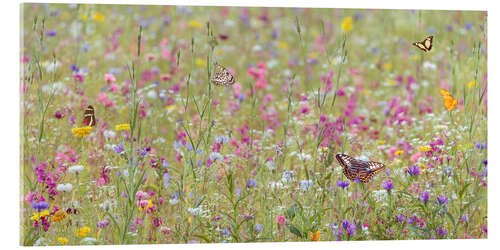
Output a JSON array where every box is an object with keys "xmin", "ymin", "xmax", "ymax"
[{"xmin": 412, "ymin": 36, "xmax": 433, "ymax": 52}]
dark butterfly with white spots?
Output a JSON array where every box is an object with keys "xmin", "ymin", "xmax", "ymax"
[
  {"xmin": 335, "ymin": 154, "xmax": 386, "ymax": 183},
  {"xmin": 412, "ymin": 36, "xmax": 433, "ymax": 52},
  {"xmin": 211, "ymin": 62, "xmax": 235, "ymax": 86},
  {"xmin": 83, "ymin": 105, "xmax": 96, "ymax": 127}
]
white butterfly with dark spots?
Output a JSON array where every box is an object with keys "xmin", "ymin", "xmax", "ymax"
[
  {"xmin": 211, "ymin": 62, "xmax": 235, "ymax": 86},
  {"xmin": 335, "ymin": 154, "xmax": 386, "ymax": 183}
]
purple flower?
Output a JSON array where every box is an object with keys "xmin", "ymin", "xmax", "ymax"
[
  {"xmin": 395, "ymin": 214, "xmax": 405, "ymax": 223},
  {"xmin": 70, "ymin": 64, "xmax": 79, "ymax": 72},
  {"xmin": 382, "ymin": 179, "xmax": 394, "ymax": 191},
  {"xmin": 475, "ymin": 142, "xmax": 487, "ymax": 150},
  {"xmin": 406, "ymin": 215, "xmax": 417, "ymax": 224},
  {"xmin": 32, "ymin": 201, "xmax": 49, "ymax": 210},
  {"xmin": 336, "ymin": 180, "xmax": 350, "ymax": 189},
  {"xmin": 483, "ymin": 159, "xmax": 487, "ymax": 165},
  {"xmin": 97, "ymin": 220, "xmax": 110, "ymax": 228},
  {"xmin": 460, "ymin": 213, "xmax": 469, "ymax": 223},
  {"xmin": 163, "ymin": 172, "xmax": 171, "ymax": 189},
  {"xmin": 437, "ymin": 225, "xmax": 448, "ymax": 236},
  {"xmin": 465, "ymin": 22, "xmax": 473, "ymax": 30},
  {"xmin": 341, "ymin": 220, "xmax": 356, "ymax": 236},
  {"xmin": 246, "ymin": 179, "xmax": 257, "ymax": 188},
  {"xmin": 420, "ymin": 190, "xmax": 430, "ymax": 203},
  {"xmin": 446, "ymin": 25, "xmax": 453, "ymax": 32},
  {"xmin": 437, "ymin": 194, "xmax": 449, "ymax": 205},
  {"xmin": 407, "ymin": 165, "xmax": 420, "ymax": 176},
  {"xmin": 45, "ymin": 30, "xmax": 57, "ymax": 37},
  {"xmin": 114, "ymin": 143, "xmax": 124, "ymax": 154}
]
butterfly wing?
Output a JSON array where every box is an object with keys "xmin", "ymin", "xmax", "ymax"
[
  {"xmin": 424, "ymin": 36, "xmax": 433, "ymax": 51},
  {"xmin": 336, "ymin": 154, "xmax": 386, "ymax": 183},
  {"xmin": 412, "ymin": 36, "xmax": 433, "ymax": 52},
  {"xmin": 83, "ymin": 105, "xmax": 96, "ymax": 127},
  {"xmin": 211, "ymin": 63, "xmax": 235, "ymax": 86}
]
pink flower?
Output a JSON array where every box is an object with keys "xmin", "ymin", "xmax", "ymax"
[
  {"xmin": 410, "ymin": 152, "xmax": 422, "ymax": 162},
  {"xmin": 160, "ymin": 74, "xmax": 171, "ymax": 81},
  {"xmin": 110, "ymin": 83, "xmax": 120, "ymax": 92},
  {"xmin": 73, "ymin": 73, "xmax": 84, "ymax": 83},
  {"xmin": 135, "ymin": 191, "xmax": 149, "ymax": 200},
  {"xmin": 104, "ymin": 73, "xmax": 116, "ymax": 84},
  {"xmin": 255, "ymin": 78, "xmax": 268, "ymax": 89},
  {"xmin": 277, "ymin": 215, "xmax": 286, "ymax": 227}
]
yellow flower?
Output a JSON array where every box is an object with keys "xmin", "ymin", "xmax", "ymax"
[
  {"xmin": 165, "ymin": 105, "xmax": 175, "ymax": 113},
  {"xmin": 310, "ymin": 231, "xmax": 320, "ymax": 241},
  {"xmin": 51, "ymin": 210, "xmax": 67, "ymax": 223},
  {"xmin": 76, "ymin": 226, "xmax": 91, "ymax": 238},
  {"xmin": 80, "ymin": 14, "xmax": 88, "ymax": 21},
  {"xmin": 388, "ymin": 79, "xmax": 397, "ymax": 86},
  {"xmin": 93, "ymin": 12, "xmax": 105, "ymax": 22},
  {"xmin": 467, "ymin": 81, "xmax": 476, "ymax": 89},
  {"xmin": 195, "ymin": 58, "xmax": 206, "ymax": 67},
  {"xmin": 394, "ymin": 150, "xmax": 404, "ymax": 156},
  {"xmin": 57, "ymin": 237, "xmax": 69, "ymax": 245},
  {"xmin": 115, "ymin": 123, "xmax": 131, "ymax": 131},
  {"xmin": 341, "ymin": 17, "xmax": 353, "ymax": 32},
  {"xmin": 309, "ymin": 52, "xmax": 319, "ymax": 59},
  {"xmin": 72, "ymin": 126, "xmax": 92, "ymax": 138},
  {"xmin": 30, "ymin": 209, "xmax": 50, "ymax": 222},
  {"xmin": 377, "ymin": 140, "xmax": 385, "ymax": 145},
  {"xmin": 440, "ymin": 89, "xmax": 458, "ymax": 111},
  {"xmin": 419, "ymin": 146, "xmax": 431, "ymax": 152},
  {"xmin": 188, "ymin": 20, "xmax": 202, "ymax": 29},
  {"xmin": 215, "ymin": 49, "xmax": 224, "ymax": 55},
  {"xmin": 279, "ymin": 41, "xmax": 288, "ymax": 49},
  {"xmin": 383, "ymin": 63, "xmax": 392, "ymax": 70},
  {"xmin": 419, "ymin": 164, "xmax": 426, "ymax": 173}
]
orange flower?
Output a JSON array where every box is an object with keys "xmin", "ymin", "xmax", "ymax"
[{"xmin": 440, "ymin": 89, "xmax": 458, "ymax": 111}]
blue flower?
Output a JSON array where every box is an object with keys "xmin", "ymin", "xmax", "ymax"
[
  {"xmin": 300, "ymin": 180, "xmax": 313, "ymax": 191},
  {"xmin": 395, "ymin": 214, "xmax": 405, "ymax": 223},
  {"xmin": 336, "ymin": 180, "xmax": 350, "ymax": 189},
  {"xmin": 45, "ymin": 30, "xmax": 57, "ymax": 37},
  {"xmin": 475, "ymin": 142, "xmax": 487, "ymax": 150},
  {"xmin": 114, "ymin": 143, "xmax": 124, "ymax": 154},
  {"xmin": 254, "ymin": 223, "xmax": 263, "ymax": 233},
  {"xmin": 163, "ymin": 172, "xmax": 171, "ymax": 189},
  {"xmin": 246, "ymin": 179, "xmax": 257, "ymax": 189}
]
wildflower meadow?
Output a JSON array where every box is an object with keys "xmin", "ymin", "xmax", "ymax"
[{"xmin": 20, "ymin": 3, "xmax": 487, "ymax": 245}]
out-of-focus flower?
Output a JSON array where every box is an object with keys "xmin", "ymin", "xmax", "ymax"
[
  {"xmin": 246, "ymin": 179, "xmax": 257, "ymax": 188},
  {"xmin": 468, "ymin": 80, "xmax": 476, "ymax": 89},
  {"xmin": 68, "ymin": 165, "xmax": 84, "ymax": 174},
  {"xmin": 420, "ymin": 190, "xmax": 430, "ymax": 203},
  {"xmin": 57, "ymin": 237, "xmax": 69, "ymax": 245},
  {"xmin": 407, "ymin": 165, "xmax": 421, "ymax": 176},
  {"xmin": 94, "ymin": 12, "xmax": 105, "ymax": 22},
  {"xmin": 336, "ymin": 180, "xmax": 350, "ymax": 189},
  {"xmin": 382, "ymin": 179, "xmax": 394, "ymax": 191},
  {"xmin": 188, "ymin": 20, "xmax": 202, "ymax": 28},
  {"xmin": 51, "ymin": 210, "xmax": 67, "ymax": 223},
  {"xmin": 76, "ymin": 226, "xmax": 91, "ymax": 237},
  {"xmin": 115, "ymin": 123, "xmax": 131, "ymax": 131},
  {"xmin": 419, "ymin": 146, "xmax": 431, "ymax": 152},
  {"xmin": 97, "ymin": 220, "xmax": 110, "ymax": 228},
  {"xmin": 437, "ymin": 194, "xmax": 449, "ymax": 205},
  {"xmin": 341, "ymin": 17, "xmax": 353, "ymax": 32},
  {"xmin": 277, "ymin": 215, "xmax": 286, "ymax": 227}
]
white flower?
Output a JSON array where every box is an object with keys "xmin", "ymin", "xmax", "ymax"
[
  {"xmin": 103, "ymin": 130, "xmax": 116, "ymax": 139},
  {"xmin": 56, "ymin": 183, "xmax": 73, "ymax": 192},
  {"xmin": 68, "ymin": 165, "xmax": 84, "ymax": 174}
]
